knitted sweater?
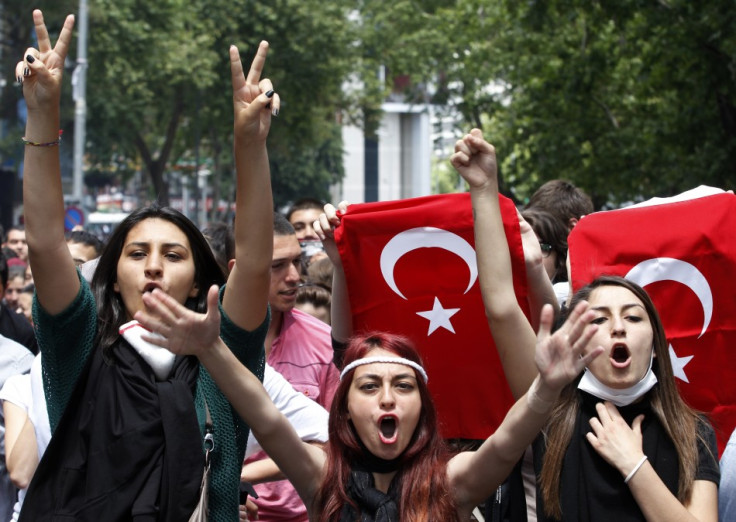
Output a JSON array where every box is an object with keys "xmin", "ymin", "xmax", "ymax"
[{"xmin": 33, "ymin": 276, "xmax": 267, "ymax": 521}]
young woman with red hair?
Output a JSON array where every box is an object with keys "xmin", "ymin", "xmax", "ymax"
[{"xmin": 135, "ymin": 267, "xmax": 603, "ymax": 521}]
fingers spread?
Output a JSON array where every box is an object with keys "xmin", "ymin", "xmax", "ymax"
[
  {"xmin": 52, "ymin": 14, "xmax": 76, "ymax": 61},
  {"xmin": 33, "ymin": 10, "xmax": 52, "ymax": 53},
  {"xmin": 230, "ymin": 46, "xmax": 247, "ymax": 94},
  {"xmin": 537, "ymin": 303, "xmax": 554, "ymax": 339},
  {"xmin": 579, "ymin": 345, "xmax": 604, "ymax": 368},
  {"xmin": 246, "ymin": 40, "xmax": 269, "ymax": 86}
]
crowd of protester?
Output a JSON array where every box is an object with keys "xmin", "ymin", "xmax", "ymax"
[{"xmin": 0, "ymin": 8, "xmax": 731, "ymax": 522}]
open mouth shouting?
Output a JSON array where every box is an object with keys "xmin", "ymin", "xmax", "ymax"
[
  {"xmin": 378, "ymin": 415, "xmax": 399, "ymax": 444},
  {"xmin": 610, "ymin": 343, "xmax": 631, "ymax": 369}
]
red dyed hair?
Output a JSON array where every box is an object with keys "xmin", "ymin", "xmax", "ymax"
[{"xmin": 314, "ymin": 332, "xmax": 458, "ymax": 521}]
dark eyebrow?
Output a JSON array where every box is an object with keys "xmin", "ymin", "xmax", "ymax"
[
  {"xmin": 354, "ymin": 372, "xmax": 418, "ymax": 382},
  {"xmin": 591, "ymin": 303, "xmax": 646, "ymax": 313},
  {"xmin": 126, "ymin": 241, "xmax": 189, "ymax": 250}
]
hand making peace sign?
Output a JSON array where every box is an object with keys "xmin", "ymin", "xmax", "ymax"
[
  {"xmin": 16, "ymin": 10, "xmax": 75, "ymax": 112},
  {"xmin": 230, "ymin": 42, "xmax": 280, "ymax": 143}
]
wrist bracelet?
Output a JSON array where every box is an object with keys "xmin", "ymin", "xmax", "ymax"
[
  {"xmin": 624, "ymin": 455, "xmax": 648, "ymax": 484},
  {"xmin": 22, "ymin": 130, "xmax": 63, "ymax": 147}
]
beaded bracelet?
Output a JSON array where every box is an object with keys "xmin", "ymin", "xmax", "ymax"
[{"xmin": 22, "ymin": 130, "xmax": 63, "ymax": 147}]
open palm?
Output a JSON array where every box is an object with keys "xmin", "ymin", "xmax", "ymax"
[{"xmin": 535, "ymin": 302, "xmax": 603, "ymax": 390}]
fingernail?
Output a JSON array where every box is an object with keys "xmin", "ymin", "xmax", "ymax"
[
  {"xmin": 16, "ymin": 76, "xmax": 21, "ymax": 84},
  {"xmin": 265, "ymin": 90, "xmax": 274, "ymax": 98},
  {"xmin": 26, "ymin": 55, "xmax": 35, "ymax": 64},
  {"xmin": 24, "ymin": 68, "xmax": 30, "ymax": 77},
  {"xmin": 272, "ymin": 108, "xmax": 279, "ymax": 117}
]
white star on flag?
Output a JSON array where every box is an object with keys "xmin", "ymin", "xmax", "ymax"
[
  {"xmin": 416, "ymin": 297, "xmax": 460, "ymax": 336},
  {"xmin": 669, "ymin": 344, "xmax": 694, "ymax": 383}
]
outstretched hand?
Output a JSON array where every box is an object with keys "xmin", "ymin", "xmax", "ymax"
[
  {"xmin": 134, "ymin": 285, "xmax": 222, "ymax": 358},
  {"xmin": 535, "ymin": 301, "xmax": 604, "ymax": 391},
  {"xmin": 16, "ymin": 10, "xmax": 75, "ymax": 111},
  {"xmin": 450, "ymin": 128, "xmax": 499, "ymax": 191},
  {"xmin": 230, "ymin": 42, "xmax": 280, "ymax": 143},
  {"xmin": 315, "ymin": 201, "xmax": 349, "ymax": 268}
]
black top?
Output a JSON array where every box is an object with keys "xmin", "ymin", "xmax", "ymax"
[
  {"xmin": 534, "ymin": 392, "xmax": 720, "ymax": 522},
  {"xmin": 19, "ymin": 340, "xmax": 202, "ymax": 522},
  {"xmin": 0, "ymin": 304, "xmax": 37, "ymax": 354}
]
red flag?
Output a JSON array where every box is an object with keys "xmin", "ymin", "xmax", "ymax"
[
  {"xmin": 569, "ymin": 191, "xmax": 736, "ymax": 454},
  {"xmin": 335, "ymin": 192, "xmax": 528, "ymax": 440}
]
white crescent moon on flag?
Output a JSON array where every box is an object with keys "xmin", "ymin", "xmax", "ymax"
[
  {"xmin": 380, "ymin": 227, "xmax": 477, "ymax": 300},
  {"xmin": 625, "ymin": 257, "xmax": 712, "ymax": 338}
]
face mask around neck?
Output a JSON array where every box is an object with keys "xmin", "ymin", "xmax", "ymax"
[{"xmin": 577, "ymin": 347, "xmax": 658, "ymax": 407}]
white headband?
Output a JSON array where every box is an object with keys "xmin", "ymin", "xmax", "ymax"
[{"xmin": 340, "ymin": 356, "xmax": 429, "ymax": 383}]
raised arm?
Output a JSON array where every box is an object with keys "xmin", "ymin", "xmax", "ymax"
[
  {"xmin": 221, "ymin": 43, "xmax": 278, "ymax": 330},
  {"xmin": 448, "ymin": 300, "xmax": 602, "ymax": 513},
  {"xmin": 450, "ymin": 129, "xmax": 537, "ymax": 399},
  {"xmin": 136, "ymin": 287, "xmax": 326, "ymax": 505},
  {"xmin": 314, "ymin": 202, "xmax": 352, "ymax": 345},
  {"xmin": 18, "ymin": 10, "xmax": 79, "ymax": 314},
  {"xmin": 517, "ymin": 208, "xmax": 560, "ymax": 331}
]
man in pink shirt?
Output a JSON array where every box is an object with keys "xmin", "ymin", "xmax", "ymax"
[{"xmin": 242, "ymin": 213, "xmax": 339, "ymax": 521}]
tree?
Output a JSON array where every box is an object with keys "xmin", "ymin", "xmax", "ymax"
[
  {"xmin": 0, "ymin": 1, "xmax": 77, "ymax": 168},
  {"xmin": 83, "ymin": 0, "xmax": 360, "ymax": 210},
  {"xmin": 431, "ymin": 0, "xmax": 736, "ymax": 206}
]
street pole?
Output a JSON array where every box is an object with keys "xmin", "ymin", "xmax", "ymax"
[{"xmin": 72, "ymin": 0, "xmax": 89, "ymax": 205}]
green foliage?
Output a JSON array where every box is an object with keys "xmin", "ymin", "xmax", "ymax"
[
  {"xmin": 0, "ymin": 1, "xmax": 77, "ymax": 165},
  {"xmin": 3, "ymin": 1, "xmax": 734, "ymax": 210},
  {"xmin": 430, "ymin": 0, "xmax": 736, "ymax": 207},
  {"xmin": 1, "ymin": 0, "xmax": 356, "ymax": 211}
]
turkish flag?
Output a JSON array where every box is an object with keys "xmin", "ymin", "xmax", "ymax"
[
  {"xmin": 335, "ymin": 192, "xmax": 528, "ymax": 440},
  {"xmin": 569, "ymin": 191, "xmax": 736, "ymax": 454}
]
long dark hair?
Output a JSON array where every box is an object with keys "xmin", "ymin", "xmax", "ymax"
[
  {"xmin": 314, "ymin": 332, "xmax": 458, "ymax": 522},
  {"xmin": 91, "ymin": 206, "xmax": 225, "ymax": 358},
  {"xmin": 521, "ymin": 207, "xmax": 568, "ymax": 282},
  {"xmin": 540, "ymin": 276, "xmax": 707, "ymax": 518}
]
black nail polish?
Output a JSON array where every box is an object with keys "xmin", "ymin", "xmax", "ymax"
[
  {"xmin": 24, "ymin": 68, "xmax": 29, "ymax": 77},
  {"xmin": 272, "ymin": 108, "xmax": 279, "ymax": 117},
  {"xmin": 26, "ymin": 54, "xmax": 35, "ymax": 63},
  {"xmin": 265, "ymin": 90, "xmax": 274, "ymax": 98}
]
